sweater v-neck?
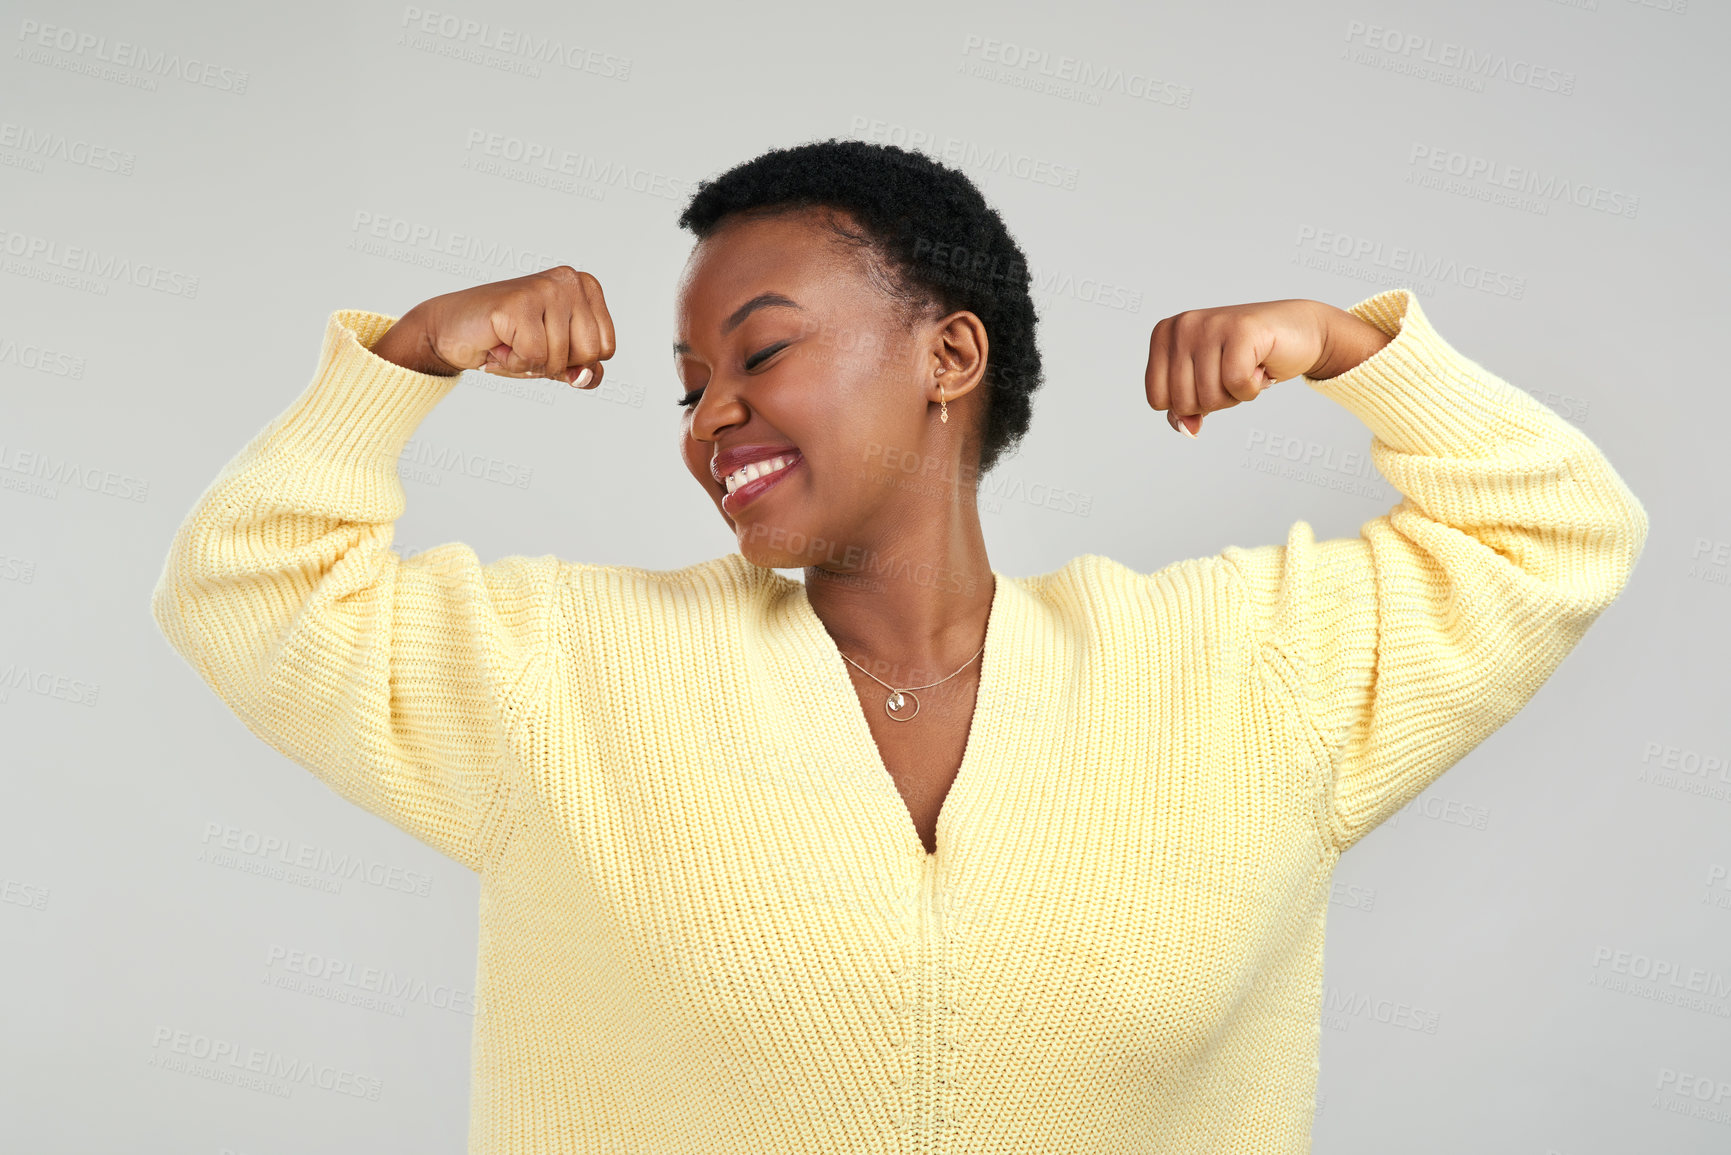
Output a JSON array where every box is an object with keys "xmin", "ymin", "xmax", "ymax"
[{"xmin": 754, "ymin": 562, "xmax": 1024, "ymax": 869}]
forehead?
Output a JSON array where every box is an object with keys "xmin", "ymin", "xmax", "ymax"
[{"xmin": 676, "ymin": 209, "xmax": 859, "ymax": 318}]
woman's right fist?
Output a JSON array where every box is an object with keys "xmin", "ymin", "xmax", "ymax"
[{"xmin": 379, "ymin": 266, "xmax": 616, "ymax": 388}]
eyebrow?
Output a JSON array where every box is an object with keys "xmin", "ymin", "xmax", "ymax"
[{"xmin": 672, "ymin": 291, "xmax": 804, "ymax": 356}]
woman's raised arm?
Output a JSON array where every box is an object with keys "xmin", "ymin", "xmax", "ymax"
[
  {"xmin": 149, "ymin": 269, "xmax": 615, "ymax": 870},
  {"xmin": 1205, "ymin": 289, "xmax": 1648, "ymax": 853}
]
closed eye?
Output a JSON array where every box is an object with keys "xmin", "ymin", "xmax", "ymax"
[
  {"xmin": 675, "ymin": 342, "xmax": 790, "ymax": 408},
  {"xmin": 745, "ymin": 341, "xmax": 789, "ymax": 371}
]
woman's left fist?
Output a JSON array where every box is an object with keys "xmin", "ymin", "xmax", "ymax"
[{"xmin": 1144, "ymin": 299, "xmax": 1327, "ymax": 438}]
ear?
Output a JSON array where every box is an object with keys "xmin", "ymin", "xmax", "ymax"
[{"xmin": 926, "ymin": 310, "xmax": 989, "ymax": 404}]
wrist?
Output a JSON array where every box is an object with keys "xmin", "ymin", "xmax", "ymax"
[
  {"xmin": 1306, "ymin": 304, "xmax": 1394, "ymax": 381},
  {"xmin": 370, "ymin": 310, "xmax": 461, "ymax": 377}
]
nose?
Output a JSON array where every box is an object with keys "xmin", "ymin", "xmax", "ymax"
[{"xmin": 684, "ymin": 381, "xmax": 750, "ymax": 446}]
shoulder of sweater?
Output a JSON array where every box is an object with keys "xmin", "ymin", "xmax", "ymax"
[
  {"xmin": 1036, "ymin": 551, "xmax": 1223, "ymax": 593},
  {"xmin": 553, "ymin": 550, "xmax": 772, "ymax": 588},
  {"xmin": 1002, "ymin": 552, "xmax": 1231, "ymax": 632},
  {"xmin": 553, "ymin": 550, "xmax": 774, "ymax": 600}
]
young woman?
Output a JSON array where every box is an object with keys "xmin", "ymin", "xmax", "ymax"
[{"xmin": 152, "ymin": 139, "xmax": 1647, "ymax": 1153}]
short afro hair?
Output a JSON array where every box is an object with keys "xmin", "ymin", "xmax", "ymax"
[{"xmin": 676, "ymin": 137, "xmax": 1044, "ymax": 478}]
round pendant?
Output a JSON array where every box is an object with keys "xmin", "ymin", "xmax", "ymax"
[{"xmin": 885, "ymin": 688, "xmax": 920, "ymax": 721}]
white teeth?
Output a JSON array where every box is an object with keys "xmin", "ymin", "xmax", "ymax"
[{"xmin": 725, "ymin": 453, "xmax": 796, "ymax": 495}]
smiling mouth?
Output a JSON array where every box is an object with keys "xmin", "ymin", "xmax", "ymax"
[
  {"xmin": 723, "ymin": 452, "xmax": 800, "ymax": 495},
  {"xmin": 720, "ymin": 451, "xmax": 803, "ymax": 516}
]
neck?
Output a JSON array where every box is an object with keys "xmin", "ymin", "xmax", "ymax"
[{"xmin": 800, "ymin": 507, "xmax": 996, "ymax": 689}]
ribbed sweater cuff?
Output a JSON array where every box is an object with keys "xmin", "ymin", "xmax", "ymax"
[
  {"xmin": 1298, "ymin": 288, "xmax": 1564, "ymax": 459},
  {"xmin": 267, "ymin": 310, "xmax": 461, "ymax": 469}
]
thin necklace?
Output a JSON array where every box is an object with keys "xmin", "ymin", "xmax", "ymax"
[{"xmin": 838, "ymin": 639, "xmax": 985, "ymax": 722}]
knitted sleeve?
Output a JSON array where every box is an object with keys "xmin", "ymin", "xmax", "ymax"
[
  {"xmin": 150, "ymin": 310, "xmax": 558, "ymax": 872},
  {"xmin": 1218, "ymin": 289, "xmax": 1648, "ymax": 854}
]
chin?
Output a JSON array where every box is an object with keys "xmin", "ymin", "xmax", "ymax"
[
  {"xmin": 734, "ymin": 526, "xmax": 807, "ymax": 570},
  {"xmin": 729, "ymin": 509, "xmax": 834, "ymax": 570},
  {"xmin": 737, "ymin": 544, "xmax": 797, "ymax": 570}
]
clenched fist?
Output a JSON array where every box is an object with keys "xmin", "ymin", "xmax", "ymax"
[
  {"xmin": 1144, "ymin": 299, "xmax": 1333, "ymax": 438},
  {"xmin": 371, "ymin": 265, "xmax": 617, "ymax": 389}
]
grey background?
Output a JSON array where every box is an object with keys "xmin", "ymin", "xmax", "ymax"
[{"xmin": 2, "ymin": 0, "xmax": 1726, "ymax": 1151}]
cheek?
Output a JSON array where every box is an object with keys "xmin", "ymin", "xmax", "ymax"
[
  {"xmin": 838, "ymin": 401, "xmax": 917, "ymax": 478},
  {"xmin": 684, "ymin": 452, "xmax": 725, "ymax": 504}
]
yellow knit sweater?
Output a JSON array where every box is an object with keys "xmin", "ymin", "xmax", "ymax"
[{"xmin": 151, "ymin": 288, "xmax": 1647, "ymax": 1153}]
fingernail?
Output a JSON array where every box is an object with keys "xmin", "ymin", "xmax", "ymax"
[
  {"xmin": 573, "ymin": 366, "xmax": 594, "ymax": 388},
  {"xmin": 1177, "ymin": 418, "xmax": 1196, "ymax": 439}
]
